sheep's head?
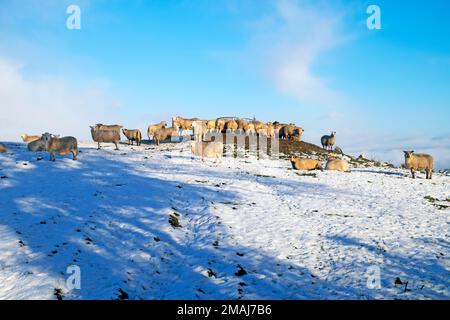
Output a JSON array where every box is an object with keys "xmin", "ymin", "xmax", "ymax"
[
  {"xmin": 41, "ymin": 132, "xmax": 53, "ymax": 148},
  {"xmin": 162, "ymin": 121, "xmax": 167, "ymax": 127},
  {"xmin": 403, "ymin": 150, "xmax": 414, "ymax": 158},
  {"xmin": 122, "ymin": 129, "xmax": 128, "ymax": 135},
  {"xmin": 290, "ymin": 156, "xmax": 297, "ymax": 162}
]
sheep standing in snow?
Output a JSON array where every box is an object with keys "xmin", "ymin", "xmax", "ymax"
[
  {"xmin": 122, "ymin": 129, "xmax": 142, "ymax": 146},
  {"xmin": 154, "ymin": 125, "xmax": 179, "ymax": 146},
  {"xmin": 321, "ymin": 131, "xmax": 336, "ymax": 150},
  {"xmin": 41, "ymin": 132, "xmax": 78, "ymax": 161},
  {"xmin": 0, "ymin": 143, "xmax": 6, "ymax": 153},
  {"xmin": 325, "ymin": 158, "xmax": 349, "ymax": 172},
  {"xmin": 290, "ymin": 156, "xmax": 321, "ymax": 171},
  {"xmin": 192, "ymin": 121, "xmax": 208, "ymax": 142},
  {"xmin": 403, "ymin": 150, "xmax": 434, "ymax": 179},
  {"xmin": 172, "ymin": 116, "xmax": 200, "ymax": 134},
  {"xmin": 147, "ymin": 121, "xmax": 167, "ymax": 140},
  {"xmin": 90, "ymin": 124, "xmax": 122, "ymax": 150}
]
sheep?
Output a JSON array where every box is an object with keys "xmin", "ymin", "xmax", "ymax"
[
  {"xmin": 147, "ymin": 121, "xmax": 167, "ymax": 139},
  {"xmin": 290, "ymin": 156, "xmax": 321, "ymax": 171},
  {"xmin": 122, "ymin": 129, "xmax": 142, "ymax": 146},
  {"xmin": 192, "ymin": 121, "xmax": 208, "ymax": 142},
  {"xmin": 0, "ymin": 143, "xmax": 6, "ymax": 153},
  {"xmin": 325, "ymin": 158, "xmax": 349, "ymax": 172},
  {"xmin": 206, "ymin": 120, "xmax": 216, "ymax": 133},
  {"xmin": 279, "ymin": 125, "xmax": 295, "ymax": 139},
  {"xmin": 266, "ymin": 122, "xmax": 275, "ymax": 137},
  {"xmin": 291, "ymin": 127, "xmax": 304, "ymax": 142},
  {"xmin": 172, "ymin": 116, "xmax": 200, "ymax": 134},
  {"xmin": 215, "ymin": 119, "xmax": 226, "ymax": 133},
  {"xmin": 403, "ymin": 150, "xmax": 434, "ymax": 179},
  {"xmin": 41, "ymin": 132, "xmax": 78, "ymax": 161},
  {"xmin": 154, "ymin": 125, "xmax": 179, "ymax": 146},
  {"xmin": 26, "ymin": 133, "xmax": 58, "ymax": 152},
  {"xmin": 321, "ymin": 131, "xmax": 336, "ymax": 150},
  {"xmin": 90, "ymin": 124, "xmax": 122, "ymax": 150},
  {"xmin": 273, "ymin": 122, "xmax": 286, "ymax": 131},
  {"xmin": 191, "ymin": 141, "xmax": 224, "ymax": 159},
  {"xmin": 224, "ymin": 119, "xmax": 238, "ymax": 133},
  {"xmin": 252, "ymin": 120, "xmax": 266, "ymax": 134},
  {"xmin": 237, "ymin": 119, "xmax": 248, "ymax": 134},
  {"xmin": 21, "ymin": 134, "xmax": 41, "ymax": 143},
  {"xmin": 244, "ymin": 122, "xmax": 256, "ymax": 135}
]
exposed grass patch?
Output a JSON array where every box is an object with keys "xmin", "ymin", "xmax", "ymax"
[{"xmin": 169, "ymin": 214, "xmax": 182, "ymax": 228}]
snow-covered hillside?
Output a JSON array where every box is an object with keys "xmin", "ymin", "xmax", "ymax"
[{"xmin": 0, "ymin": 141, "xmax": 448, "ymax": 299}]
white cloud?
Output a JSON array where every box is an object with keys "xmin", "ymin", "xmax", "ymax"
[
  {"xmin": 250, "ymin": 0, "xmax": 348, "ymax": 107},
  {"xmin": 0, "ymin": 57, "xmax": 123, "ymax": 141}
]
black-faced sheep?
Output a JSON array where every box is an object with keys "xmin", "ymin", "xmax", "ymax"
[
  {"xmin": 122, "ymin": 129, "xmax": 142, "ymax": 146},
  {"xmin": 321, "ymin": 131, "xmax": 336, "ymax": 150},
  {"xmin": 403, "ymin": 150, "xmax": 434, "ymax": 179},
  {"xmin": 41, "ymin": 132, "xmax": 78, "ymax": 161}
]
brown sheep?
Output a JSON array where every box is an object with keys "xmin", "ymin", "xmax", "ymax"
[
  {"xmin": 266, "ymin": 122, "xmax": 275, "ymax": 137},
  {"xmin": 206, "ymin": 120, "xmax": 216, "ymax": 133},
  {"xmin": 244, "ymin": 122, "xmax": 256, "ymax": 135},
  {"xmin": 192, "ymin": 121, "xmax": 208, "ymax": 142},
  {"xmin": 403, "ymin": 150, "xmax": 434, "ymax": 179},
  {"xmin": 279, "ymin": 125, "xmax": 296, "ymax": 139},
  {"xmin": 122, "ymin": 129, "xmax": 142, "ymax": 146},
  {"xmin": 172, "ymin": 116, "xmax": 199, "ymax": 132},
  {"xmin": 154, "ymin": 125, "xmax": 179, "ymax": 146},
  {"xmin": 147, "ymin": 121, "xmax": 167, "ymax": 139},
  {"xmin": 291, "ymin": 127, "xmax": 304, "ymax": 142},
  {"xmin": 321, "ymin": 131, "xmax": 336, "ymax": 150},
  {"xmin": 0, "ymin": 143, "xmax": 6, "ymax": 153},
  {"xmin": 290, "ymin": 156, "xmax": 321, "ymax": 170},
  {"xmin": 224, "ymin": 119, "xmax": 238, "ymax": 133},
  {"xmin": 237, "ymin": 119, "xmax": 248, "ymax": 134},
  {"xmin": 90, "ymin": 124, "xmax": 122, "ymax": 150},
  {"xmin": 41, "ymin": 132, "xmax": 78, "ymax": 161},
  {"xmin": 215, "ymin": 119, "xmax": 226, "ymax": 133},
  {"xmin": 252, "ymin": 120, "xmax": 266, "ymax": 133}
]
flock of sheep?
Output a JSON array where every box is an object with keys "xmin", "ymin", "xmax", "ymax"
[{"xmin": 1, "ymin": 116, "xmax": 435, "ymax": 180}]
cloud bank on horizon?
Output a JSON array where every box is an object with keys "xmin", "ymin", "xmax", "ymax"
[{"xmin": 0, "ymin": 0, "xmax": 449, "ymax": 169}]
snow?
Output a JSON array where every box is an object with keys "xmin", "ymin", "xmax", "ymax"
[{"xmin": 0, "ymin": 141, "xmax": 449, "ymax": 300}]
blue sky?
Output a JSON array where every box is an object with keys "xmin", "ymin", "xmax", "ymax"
[{"xmin": 0, "ymin": 0, "xmax": 449, "ymax": 167}]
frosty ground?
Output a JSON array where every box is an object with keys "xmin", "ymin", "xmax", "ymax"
[{"xmin": 0, "ymin": 141, "xmax": 448, "ymax": 300}]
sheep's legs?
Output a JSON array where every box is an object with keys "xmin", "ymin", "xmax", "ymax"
[
  {"xmin": 72, "ymin": 150, "xmax": 78, "ymax": 161},
  {"xmin": 114, "ymin": 142, "xmax": 119, "ymax": 150},
  {"xmin": 411, "ymin": 169, "xmax": 416, "ymax": 179},
  {"xmin": 426, "ymin": 170, "xmax": 432, "ymax": 179},
  {"xmin": 97, "ymin": 142, "xmax": 101, "ymax": 150}
]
